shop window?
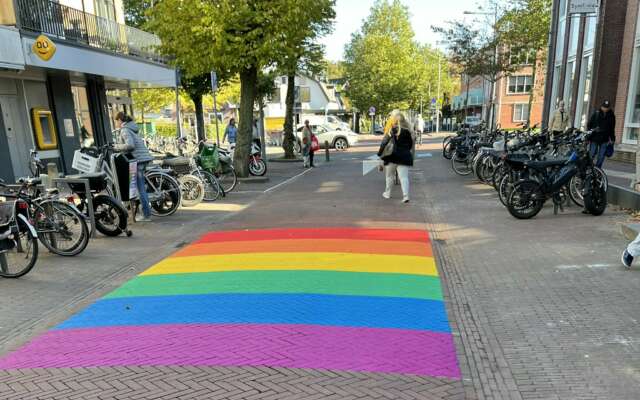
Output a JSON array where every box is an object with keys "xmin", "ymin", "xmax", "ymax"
[
  {"xmin": 31, "ymin": 108, "xmax": 58, "ymax": 150},
  {"xmin": 71, "ymin": 86, "xmax": 94, "ymax": 148},
  {"xmin": 513, "ymin": 104, "xmax": 530, "ymax": 122},
  {"xmin": 507, "ymin": 76, "xmax": 533, "ymax": 94},
  {"xmin": 294, "ymin": 86, "xmax": 311, "ymax": 103}
]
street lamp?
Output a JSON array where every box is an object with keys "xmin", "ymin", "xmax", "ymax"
[{"xmin": 432, "ymin": 40, "xmax": 449, "ymax": 133}]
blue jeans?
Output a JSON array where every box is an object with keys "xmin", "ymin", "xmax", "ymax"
[
  {"xmin": 136, "ymin": 162, "xmax": 151, "ymax": 218},
  {"xmin": 590, "ymin": 142, "xmax": 607, "ymax": 168}
]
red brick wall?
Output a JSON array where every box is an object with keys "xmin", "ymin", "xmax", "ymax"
[{"xmin": 495, "ymin": 63, "xmax": 545, "ymax": 129}]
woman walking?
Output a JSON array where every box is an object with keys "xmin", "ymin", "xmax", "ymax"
[
  {"xmin": 378, "ymin": 113, "xmax": 414, "ymax": 203},
  {"xmin": 302, "ymin": 120, "xmax": 313, "ymax": 168}
]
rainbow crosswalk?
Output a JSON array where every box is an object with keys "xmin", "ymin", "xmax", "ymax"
[{"xmin": 0, "ymin": 228, "xmax": 460, "ymax": 378}]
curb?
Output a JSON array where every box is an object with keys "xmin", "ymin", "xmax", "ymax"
[
  {"xmin": 608, "ymin": 184, "xmax": 640, "ymax": 210},
  {"xmin": 269, "ymin": 158, "xmax": 302, "ymax": 163},
  {"xmin": 237, "ymin": 176, "xmax": 270, "ymax": 183},
  {"xmin": 621, "ymin": 223, "xmax": 640, "ymax": 241}
]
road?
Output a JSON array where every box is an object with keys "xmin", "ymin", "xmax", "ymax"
[{"xmin": 0, "ymin": 135, "xmax": 637, "ymax": 399}]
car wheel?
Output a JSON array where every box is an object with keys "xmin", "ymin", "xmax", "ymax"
[{"xmin": 334, "ymin": 138, "xmax": 348, "ymax": 151}]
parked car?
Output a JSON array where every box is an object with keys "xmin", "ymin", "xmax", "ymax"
[
  {"xmin": 464, "ymin": 116, "xmax": 482, "ymax": 127},
  {"xmin": 373, "ymin": 124, "xmax": 384, "ymax": 135},
  {"xmin": 295, "ymin": 124, "xmax": 359, "ymax": 152},
  {"xmin": 300, "ymin": 115, "xmax": 351, "ymax": 132}
]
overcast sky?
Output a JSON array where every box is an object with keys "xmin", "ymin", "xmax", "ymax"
[{"xmin": 320, "ymin": 0, "xmax": 487, "ymax": 61}]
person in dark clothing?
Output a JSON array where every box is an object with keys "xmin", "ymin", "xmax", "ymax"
[
  {"xmin": 587, "ymin": 100, "xmax": 616, "ymax": 168},
  {"xmin": 377, "ymin": 113, "xmax": 414, "ymax": 203}
]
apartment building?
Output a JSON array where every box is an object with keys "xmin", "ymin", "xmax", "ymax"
[{"xmin": 0, "ymin": 0, "xmax": 175, "ymax": 181}]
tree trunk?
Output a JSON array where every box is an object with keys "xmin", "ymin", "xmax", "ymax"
[
  {"xmin": 527, "ymin": 59, "xmax": 538, "ymax": 128},
  {"xmin": 282, "ymin": 73, "xmax": 296, "ymax": 159},
  {"xmin": 235, "ymin": 65, "xmax": 258, "ymax": 177},
  {"xmin": 191, "ymin": 94, "xmax": 206, "ymax": 142}
]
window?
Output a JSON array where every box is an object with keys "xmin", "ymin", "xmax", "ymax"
[
  {"xmin": 94, "ymin": 0, "xmax": 116, "ymax": 20},
  {"xmin": 295, "ymin": 86, "xmax": 311, "ymax": 103},
  {"xmin": 513, "ymin": 104, "xmax": 530, "ymax": 122},
  {"xmin": 71, "ymin": 86, "xmax": 94, "ymax": 148},
  {"xmin": 507, "ymin": 76, "xmax": 533, "ymax": 94},
  {"xmin": 269, "ymin": 88, "xmax": 281, "ymax": 104},
  {"xmin": 509, "ymin": 49, "xmax": 535, "ymax": 66}
]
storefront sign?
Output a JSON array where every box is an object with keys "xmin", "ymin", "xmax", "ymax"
[
  {"xmin": 32, "ymin": 35, "xmax": 56, "ymax": 61},
  {"xmin": 569, "ymin": 0, "xmax": 599, "ymax": 14}
]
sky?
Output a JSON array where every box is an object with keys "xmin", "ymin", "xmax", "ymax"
[{"xmin": 320, "ymin": 0, "xmax": 485, "ymax": 61}]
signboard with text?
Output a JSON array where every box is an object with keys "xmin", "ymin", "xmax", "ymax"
[{"xmin": 569, "ymin": 0, "xmax": 598, "ymax": 14}]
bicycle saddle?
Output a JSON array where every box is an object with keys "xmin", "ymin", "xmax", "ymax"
[{"xmin": 161, "ymin": 157, "xmax": 191, "ymax": 167}]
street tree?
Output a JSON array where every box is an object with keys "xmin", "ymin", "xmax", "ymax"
[
  {"xmin": 131, "ymin": 88, "xmax": 174, "ymax": 134},
  {"xmin": 122, "ymin": 0, "xmax": 152, "ymax": 28},
  {"xmin": 344, "ymin": 0, "xmax": 417, "ymax": 117},
  {"xmin": 149, "ymin": 0, "xmax": 336, "ymax": 176},
  {"xmin": 497, "ymin": 0, "xmax": 552, "ymax": 124},
  {"xmin": 278, "ymin": 1, "xmax": 335, "ymax": 159}
]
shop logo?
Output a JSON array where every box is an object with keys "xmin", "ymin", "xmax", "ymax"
[{"xmin": 32, "ymin": 35, "xmax": 56, "ymax": 61}]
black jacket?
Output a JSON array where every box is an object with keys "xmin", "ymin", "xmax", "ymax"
[
  {"xmin": 587, "ymin": 110, "xmax": 616, "ymax": 144},
  {"xmin": 377, "ymin": 127, "xmax": 414, "ymax": 166}
]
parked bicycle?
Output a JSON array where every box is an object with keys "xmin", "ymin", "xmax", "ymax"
[{"xmin": 0, "ymin": 180, "xmax": 38, "ymax": 278}]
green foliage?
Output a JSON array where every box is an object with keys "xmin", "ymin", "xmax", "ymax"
[
  {"xmin": 122, "ymin": 0, "xmax": 152, "ymax": 29},
  {"xmin": 154, "ymin": 123, "xmax": 179, "ymax": 138},
  {"xmin": 498, "ymin": 0, "xmax": 551, "ymax": 62},
  {"xmin": 344, "ymin": 0, "xmax": 455, "ymax": 115},
  {"xmin": 131, "ymin": 88, "xmax": 174, "ymax": 123}
]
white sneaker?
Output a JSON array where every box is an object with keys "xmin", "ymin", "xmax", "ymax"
[
  {"xmin": 402, "ymin": 197, "xmax": 410, "ymax": 203},
  {"xmin": 135, "ymin": 215, "xmax": 152, "ymax": 222},
  {"xmin": 382, "ymin": 192, "xmax": 391, "ymax": 199}
]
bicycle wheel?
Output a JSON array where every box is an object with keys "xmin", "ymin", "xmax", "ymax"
[
  {"xmin": 507, "ymin": 180, "xmax": 544, "ymax": 220},
  {"xmin": 0, "ymin": 218, "xmax": 38, "ymax": 278},
  {"xmin": 147, "ymin": 172, "xmax": 181, "ymax": 216},
  {"xmin": 194, "ymin": 170, "xmax": 222, "ymax": 201},
  {"xmin": 217, "ymin": 166, "xmax": 237, "ymax": 193},
  {"xmin": 569, "ymin": 175, "xmax": 584, "ymax": 207},
  {"xmin": 443, "ymin": 140, "xmax": 455, "ymax": 159},
  {"xmin": 451, "ymin": 151, "xmax": 472, "ymax": 176},
  {"xmin": 249, "ymin": 158, "xmax": 267, "ymax": 176},
  {"xmin": 35, "ymin": 200, "xmax": 89, "ymax": 256},
  {"xmin": 179, "ymin": 174, "xmax": 205, "ymax": 207},
  {"xmin": 93, "ymin": 195, "xmax": 128, "ymax": 237}
]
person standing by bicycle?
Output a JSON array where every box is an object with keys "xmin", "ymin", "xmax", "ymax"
[
  {"xmin": 378, "ymin": 112, "xmax": 414, "ymax": 203},
  {"xmin": 587, "ymin": 100, "xmax": 616, "ymax": 168},
  {"xmin": 114, "ymin": 112, "xmax": 153, "ymax": 222}
]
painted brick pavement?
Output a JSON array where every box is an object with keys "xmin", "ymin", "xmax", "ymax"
[{"xmin": 0, "ymin": 227, "xmax": 462, "ymax": 398}]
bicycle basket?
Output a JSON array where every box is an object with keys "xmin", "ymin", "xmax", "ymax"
[
  {"xmin": 72, "ymin": 150, "xmax": 100, "ymax": 173},
  {"xmin": 198, "ymin": 144, "xmax": 220, "ymax": 172}
]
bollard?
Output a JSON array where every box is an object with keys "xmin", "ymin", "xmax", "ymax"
[{"xmin": 325, "ymin": 141, "xmax": 330, "ymax": 161}]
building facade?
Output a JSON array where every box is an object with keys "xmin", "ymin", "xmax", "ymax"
[
  {"xmin": 264, "ymin": 74, "xmax": 344, "ymax": 119},
  {"xmin": 0, "ymin": 0, "xmax": 175, "ymax": 182},
  {"xmin": 544, "ymin": 0, "xmax": 640, "ymax": 161}
]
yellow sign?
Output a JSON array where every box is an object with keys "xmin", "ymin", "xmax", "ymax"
[{"xmin": 32, "ymin": 35, "xmax": 56, "ymax": 61}]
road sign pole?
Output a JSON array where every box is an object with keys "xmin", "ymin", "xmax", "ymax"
[{"xmin": 210, "ymin": 71, "xmax": 220, "ymax": 145}]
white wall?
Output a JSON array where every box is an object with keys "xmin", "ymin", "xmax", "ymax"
[{"xmin": 264, "ymin": 75, "xmax": 339, "ymax": 118}]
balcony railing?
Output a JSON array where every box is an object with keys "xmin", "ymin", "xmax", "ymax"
[{"xmin": 16, "ymin": 0, "xmax": 166, "ymax": 64}]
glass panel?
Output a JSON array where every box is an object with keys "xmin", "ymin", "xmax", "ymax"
[
  {"xmin": 300, "ymin": 87, "xmax": 311, "ymax": 103},
  {"xmin": 569, "ymin": 16, "xmax": 580, "ymax": 56},
  {"xmin": 627, "ymin": 128, "xmax": 639, "ymax": 143},
  {"xmin": 585, "ymin": 17, "xmax": 596, "ymax": 50},
  {"xmin": 580, "ymin": 56, "xmax": 593, "ymax": 129},
  {"xmin": 40, "ymin": 115, "xmax": 54, "ymax": 144},
  {"xmin": 564, "ymin": 61, "xmax": 575, "ymax": 109},
  {"xmin": 559, "ymin": 0, "xmax": 567, "ymax": 17},
  {"xmin": 556, "ymin": 19, "xmax": 566, "ymax": 60},
  {"xmin": 632, "ymin": 51, "xmax": 640, "ymax": 124},
  {"xmin": 508, "ymin": 77, "xmax": 517, "ymax": 93},
  {"xmin": 71, "ymin": 86, "xmax": 94, "ymax": 147}
]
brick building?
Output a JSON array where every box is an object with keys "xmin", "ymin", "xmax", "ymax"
[
  {"xmin": 544, "ymin": 0, "xmax": 640, "ymax": 162},
  {"xmin": 452, "ymin": 62, "xmax": 545, "ymax": 130}
]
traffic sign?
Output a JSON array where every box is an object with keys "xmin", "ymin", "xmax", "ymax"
[
  {"xmin": 368, "ymin": 106, "xmax": 376, "ymax": 116},
  {"xmin": 210, "ymin": 71, "xmax": 218, "ymax": 92},
  {"xmin": 569, "ymin": 0, "xmax": 598, "ymax": 14},
  {"xmin": 431, "ymin": 98, "xmax": 437, "ymax": 104}
]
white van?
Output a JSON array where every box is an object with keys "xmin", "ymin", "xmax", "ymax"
[{"xmin": 300, "ymin": 115, "xmax": 351, "ymax": 132}]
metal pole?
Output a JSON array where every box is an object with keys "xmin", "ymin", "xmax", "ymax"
[
  {"xmin": 569, "ymin": 14, "xmax": 587, "ymax": 128},
  {"xmin": 542, "ymin": 0, "xmax": 561, "ymax": 128},
  {"xmin": 436, "ymin": 56, "xmax": 441, "ymax": 133},
  {"xmin": 175, "ymin": 69, "xmax": 182, "ymax": 138},
  {"xmin": 212, "ymin": 91, "xmax": 220, "ymax": 146}
]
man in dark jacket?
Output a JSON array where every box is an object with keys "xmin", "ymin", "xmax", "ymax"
[{"xmin": 587, "ymin": 100, "xmax": 615, "ymax": 168}]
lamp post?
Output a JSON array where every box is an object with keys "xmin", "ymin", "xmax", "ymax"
[
  {"xmin": 433, "ymin": 40, "xmax": 449, "ymax": 133},
  {"xmin": 464, "ymin": 5, "xmax": 499, "ymax": 130}
]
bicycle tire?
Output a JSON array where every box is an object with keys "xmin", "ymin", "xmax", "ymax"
[
  {"xmin": 35, "ymin": 200, "xmax": 89, "ymax": 256},
  {"xmin": 451, "ymin": 151, "xmax": 472, "ymax": 176},
  {"xmin": 249, "ymin": 158, "xmax": 267, "ymax": 176},
  {"xmin": 0, "ymin": 218, "xmax": 38, "ymax": 278},
  {"xmin": 178, "ymin": 174, "xmax": 205, "ymax": 207},
  {"xmin": 93, "ymin": 195, "xmax": 128, "ymax": 237},
  {"xmin": 507, "ymin": 180, "xmax": 544, "ymax": 220},
  {"xmin": 217, "ymin": 166, "xmax": 238, "ymax": 193},
  {"xmin": 147, "ymin": 172, "xmax": 181, "ymax": 216},
  {"xmin": 195, "ymin": 169, "xmax": 222, "ymax": 201}
]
